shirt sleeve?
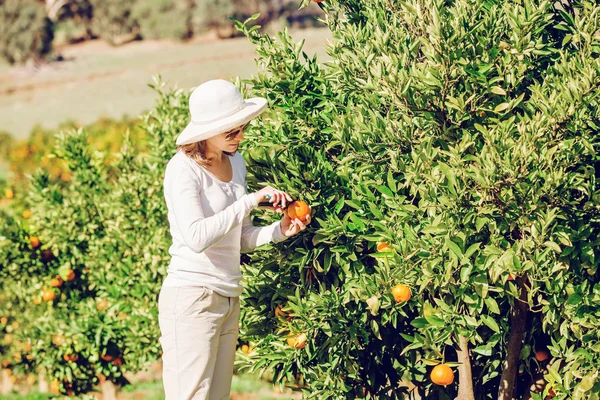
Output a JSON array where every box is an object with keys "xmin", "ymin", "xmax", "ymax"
[
  {"xmin": 166, "ymin": 156, "xmax": 258, "ymax": 254},
  {"xmin": 239, "ymin": 156, "xmax": 287, "ymax": 254}
]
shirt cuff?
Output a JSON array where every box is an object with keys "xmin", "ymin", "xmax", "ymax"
[
  {"xmin": 271, "ymin": 220, "xmax": 287, "ymax": 243},
  {"xmin": 243, "ymin": 193, "xmax": 259, "ymax": 210}
]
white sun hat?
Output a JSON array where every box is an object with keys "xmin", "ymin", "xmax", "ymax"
[{"xmin": 176, "ymin": 79, "xmax": 268, "ymax": 145}]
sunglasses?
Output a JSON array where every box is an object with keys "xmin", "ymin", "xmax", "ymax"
[{"xmin": 223, "ymin": 123, "xmax": 249, "ymax": 141}]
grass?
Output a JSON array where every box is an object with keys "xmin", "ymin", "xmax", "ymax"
[
  {"xmin": 2, "ymin": 374, "xmax": 301, "ymax": 400},
  {"xmin": 0, "ymin": 27, "xmax": 332, "ymax": 140}
]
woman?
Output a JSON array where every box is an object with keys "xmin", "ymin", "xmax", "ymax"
[{"xmin": 158, "ymin": 79, "xmax": 310, "ymax": 399}]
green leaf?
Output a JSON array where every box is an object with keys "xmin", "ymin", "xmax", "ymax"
[
  {"xmin": 445, "ymin": 238, "xmax": 463, "ymax": 258},
  {"xmin": 481, "ymin": 315, "xmax": 500, "ymax": 333},
  {"xmin": 491, "ymin": 86, "xmax": 507, "ymax": 95},
  {"xmin": 494, "ymin": 102, "xmax": 510, "ymax": 113},
  {"xmin": 410, "ymin": 318, "xmax": 429, "ymax": 328}
]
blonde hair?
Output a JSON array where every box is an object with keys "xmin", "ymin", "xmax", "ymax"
[
  {"xmin": 177, "ymin": 141, "xmax": 235, "ymax": 167},
  {"xmin": 177, "ymin": 123, "xmax": 248, "ymax": 167}
]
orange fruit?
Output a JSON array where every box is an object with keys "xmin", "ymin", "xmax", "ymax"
[
  {"xmin": 287, "ymin": 200, "xmax": 310, "ymax": 222},
  {"xmin": 535, "ymin": 349, "xmax": 550, "ymax": 362},
  {"xmin": 29, "ymin": 236, "xmax": 40, "ymax": 249},
  {"xmin": 507, "ymin": 274, "xmax": 515, "ymax": 281},
  {"xmin": 42, "ymin": 289, "xmax": 56, "ymax": 302},
  {"xmin": 51, "ymin": 277, "xmax": 64, "ymax": 288},
  {"xmin": 24, "ymin": 343, "xmax": 32, "ymax": 352},
  {"xmin": 430, "ymin": 364, "xmax": 454, "ymax": 386},
  {"xmin": 241, "ymin": 344, "xmax": 250, "ymax": 354},
  {"xmin": 52, "ymin": 335, "xmax": 65, "ymax": 346},
  {"xmin": 65, "ymin": 269, "xmax": 76, "ymax": 281},
  {"xmin": 63, "ymin": 354, "xmax": 78, "ymax": 362},
  {"xmin": 112, "ymin": 357, "xmax": 123, "ymax": 366},
  {"xmin": 5, "ymin": 189, "xmax": 14, "ymax": 199},
  {"xmin": 287, "ymin": 333, "xmax": 307, "ymax": 349},
  {"xmin": 377, "ymin": 242, "xmax": 392, "ymax": 252},
  {"xmin": 275, "ymin": 304, "xmax": 291, "ymax": 320},
  {"xmin": 33, "ymin": 297, "xmax": 42, "ymax": 305},
  {"xmin": 50, "ymin": 381, "xmax": 61, "ymax": 394},
  {"xmin": 96, "ymin": 298, "xmax": 109, "ymax": 310},
  {"xmin": 4, "ymin": 334, "xmax": 13, "ymax": 345},
  {"xmin": 391, "ymin": 284, "xmax": 411, "ymax": 303},
  {"xmin": 22, "ymin": 209, "xmax": 32, "ymax": 219},
  {"xmin": 0, "ymin": 317, "xmax": 7, "ymax": 324},
  {"xmin": 101, "ymin": 354, "xmax": 115, "ymax": 362}
]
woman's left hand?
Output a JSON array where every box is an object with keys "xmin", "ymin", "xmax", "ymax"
[{"xmin": 279, "ymin": 207, "xmax": 311, "ymax": 238}]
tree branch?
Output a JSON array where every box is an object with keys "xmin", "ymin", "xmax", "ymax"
[
  {"xmin": 456, "ymin": 334, "xmax": 475, "ymax": 400},
  {"xmin": 498, "ymin": 275, "xmax": 530, "ymax": 400}
]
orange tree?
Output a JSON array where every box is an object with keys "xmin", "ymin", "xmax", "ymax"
[
  {"xmin": 232, "ymin": 0, "xmax": 600, "ymax": 399},
  {"xmin": 0, "ymin": 81, "xmax": 180, "ymax": 396}
]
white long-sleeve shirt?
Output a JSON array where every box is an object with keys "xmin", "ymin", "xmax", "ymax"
[{"xmin": 162, "ymin": 150, "xmax": 286, "ymax": 297}]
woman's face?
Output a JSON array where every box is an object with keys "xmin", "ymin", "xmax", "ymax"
[{"xmin": 205, "ymin": 123, "xmax": 248, "ymax": 154}]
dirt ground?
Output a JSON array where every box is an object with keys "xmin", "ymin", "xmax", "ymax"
[{"xmin": 0, "ymin": 28, "xmax": 331, "ymax": 140}]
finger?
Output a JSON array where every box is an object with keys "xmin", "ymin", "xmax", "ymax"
[
  {"xmin": 274, "ymin": 191, "xmax": 282, "ymax": 206},
  {"xmin": 295, "ymin": 219, "xmax": 306, "ymax": 230},
  {"xmin": 304, "ymin": 214, "xmax": 312, "ymax": 224},
  {"xmin": 278, "ymin": 191, "xmax": 288, "ymax": 208}
]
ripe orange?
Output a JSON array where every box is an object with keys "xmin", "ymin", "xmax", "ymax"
[
  {"xmin": 42, "ymin": 289, "xmax": 56, "ymax": 302},
  {"xmin": 535, "ymin": 349, "xmax": 550, "ymax": 362},
  {"xmin": 287, "ymin": 333, "xmax": 307, "ymax": 349},
  {"xmin": 4, "ymin": 334, "xmax": 13, "ymax": 345},
  {"xmin": 241, "ymin": 344, "xmax": 250, "ymax": 354},
  {"xmin": 29, "ymin": 236, "xmax": 40, "ymax": 249},
  {"xmin": 377, "ymin": 242, "xmax": 392, "ymax": 252},
  {"xmin": 33, "ymin": 297, "xmax": 42, "ymax": 305},
  {"xmin": 112, "ymin": 357, "xmax": 123, "ymax": 366},
  {"xmin": 24, "ymin": 343, "xmax": 32, "ymax": 352},
  {"xmin": 50, "ymin": 381, "xmax": 61, "ymax": 395},
  {"xmin": 52, "ymin": 335, "xmax": 65, "ymax": 346},
  {"xmin": 65, "ymin": 269, "xmax": 76, "ymax": 281},
  {"xmin": 287, "ymin": 200, "xmax": 310, "ymax": 222},
  {"xmin": 0, "ymin": 317, "xmax": 7, "ymax": 324},
  {"xmin": 51, "ymin": 277, "xmax": 64, "ymax": 288},
  {"xmin": 275, "ymin": 304, "xmax": 292, "ymax": 320},
  {"xmin": 101, "ymin": 354, "xmax": 115, "ymax": 362},
  {"xmin": 391, "ymin": 284, "xmax": 411, "ymax": 303},
  {"xmin": 5, "ymin": 189, "xmax": 14, "ymax": 199},
  {"xmin": 430, "ymin": 364, "xmax": 454, "ymax": 386},
  {"xmin": 96, "ymin": 298, "xmax": 109, "ymax": 310},
  {"xmin": 22, "ymin": 209, "xmax": 32, "ymax": 219},
  {"xmin": 63, "ymin": 354, "xmax": 79, "ymax": 362}
]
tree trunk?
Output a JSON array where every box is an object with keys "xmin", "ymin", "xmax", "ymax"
[
  {"xmin": 1, "ymin": 369, "xmax": 14, "ymax": 394},
  {"xmin": 38, "ymin": 371, "xmax": 48, "ymax": 393},
  {"xmin": 498, "ymin": 277, "xmax": 530, "ymax": 400},
  {"xmin": 101, "ymin": 380, "xmax": 117, "ymax": 400},
  {"xmin": 456, "ymin": 335, "xmax": 475, "ymax": 400}
]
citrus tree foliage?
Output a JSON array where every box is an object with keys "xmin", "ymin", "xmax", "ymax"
[
  {"xmin": 233, "ymin": 0, "xmax": 600, "ymax": 399},
  {"xmin": 0, "ymin": 79, "xmax": 185, "ymax": 396}
]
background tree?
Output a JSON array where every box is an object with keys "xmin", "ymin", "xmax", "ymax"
[{"xmin": 0, "ymin": 0, "xmax": 54, "ymax": 65}]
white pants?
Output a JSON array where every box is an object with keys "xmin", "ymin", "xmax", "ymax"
[{"xmin": 158, "ymin": 286, "xmax": 240, "ymax": 400}]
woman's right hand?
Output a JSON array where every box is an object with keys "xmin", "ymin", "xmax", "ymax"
[{"xmin": 253, "ymin": 186, "xmax": 292, "ymax": 210}]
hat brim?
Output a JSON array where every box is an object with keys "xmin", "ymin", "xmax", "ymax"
[{"xmin": 176, "ymin": 97, "xmax": 268, "ymax": 146}]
